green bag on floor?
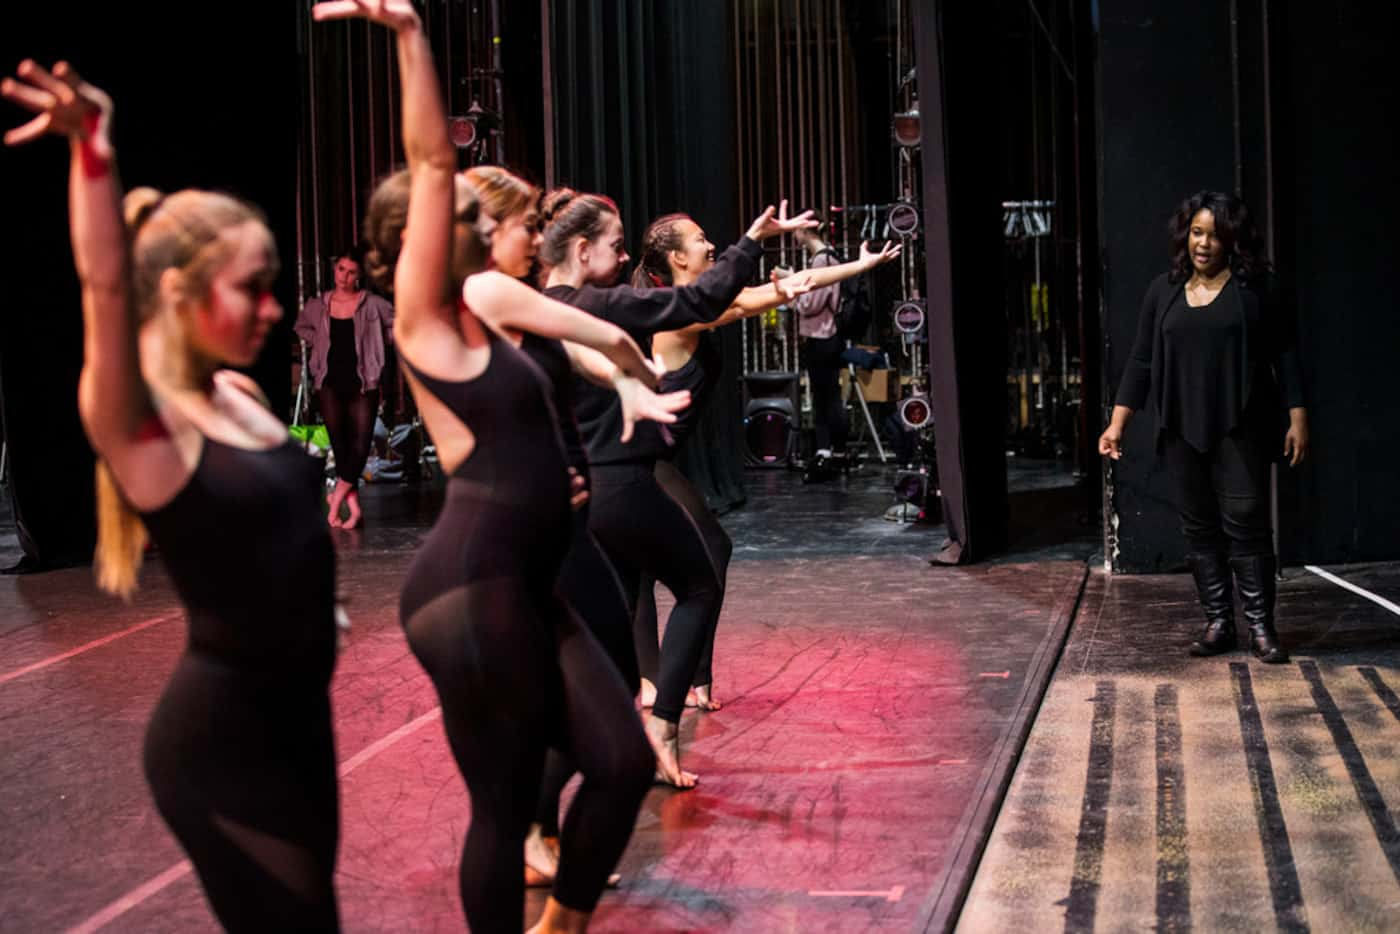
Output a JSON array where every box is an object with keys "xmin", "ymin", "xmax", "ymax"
[{"xmin": 288, "ymin": 424, "xmax": 330, "ymax": 451}]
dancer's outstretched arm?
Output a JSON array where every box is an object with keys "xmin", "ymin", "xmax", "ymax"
[
  {"xmin": 316, "ymin": 1, "xmax": 458, "ymax": 337},
  {"xmin": 764, "ymin": 239, "xmax": 901, "ymax": 307},
  {"xmin": 562, "ymin": 341, "xmax": 690, "ymax": 443},
  {"xmin": 674, "ymin": 269, "xmax": 815, "ymax": 335},
  {"xmin": 464, "ymin": 271, "xmax": 655, "ymax": 385},
  {"xmin": 2, "ymin": 61, "xmax": 158, "ymax": 468}
]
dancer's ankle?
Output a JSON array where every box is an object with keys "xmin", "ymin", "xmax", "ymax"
[{"xmin": 527, "ymin": 897, "xmax": 590, "ymax": 934}]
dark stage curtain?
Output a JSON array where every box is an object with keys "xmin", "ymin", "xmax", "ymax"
[
  {"xmin": 548, "ymin": 1, "xmax": 746, "ymax": 510},
  {"xmin": 913, "ymin": 3, "xmax": 1010, "ymax": 563},
  {"xmin": 1096, "ymin": 0, "xmax": 1400, "ymax": 569},
  {"xmin": 1, "ymin": 6, "xmax": 298, "ymax": 571}
]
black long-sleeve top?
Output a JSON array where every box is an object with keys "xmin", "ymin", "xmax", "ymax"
[
  {"xmin": 543, "ymin": 236, "xmax": 762, "ymax": 465},
  {"xmin": 518, "ymin": 332, "xmax": 589, "ymax": 474},
  {"xmin": 1116, "ymin": 272, "xmax": 1305, "ymax": 452}
]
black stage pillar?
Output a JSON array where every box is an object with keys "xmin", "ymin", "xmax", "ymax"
[{"xmin": 913, "ymin": 2, "xmax": 1009, "ymax": 563}]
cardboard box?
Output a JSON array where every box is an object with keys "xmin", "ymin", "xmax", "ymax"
[{"xmin": 839, "ymin": 366, "xmax": 896, "ymax": 403}]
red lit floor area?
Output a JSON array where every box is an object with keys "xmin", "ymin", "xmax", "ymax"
[{"xmin": 0, "ymin": 466, "xmax": 1092, "ymax": 932}]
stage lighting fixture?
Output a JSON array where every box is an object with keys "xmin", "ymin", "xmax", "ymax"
[
  {"xmin": 893, "ymin": 300, "xmax": 926, "ymax": 337},
  {"xmin": 887, "ymin": 464, "xmax": 942, "ymax": 524},
  {"xmin": 449, "ymin": 100, "xmax": 499, "ymax": 150},
  {"xmin": 887, "ymin": 201, "xmax": 920, "ymax": 236},
  {"xmin": 448, "ymin": 117, "xmax": 477, "ymax": 149},
  {"xmin": 898, "ymin": 394, "xmax": 933, "ymax": 431},
  {"xmin": 892, "ymin": 109, "xmax": 921, "ymax": 148}
]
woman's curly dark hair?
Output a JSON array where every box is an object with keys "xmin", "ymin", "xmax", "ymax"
[{"xmin": 1167, "ymin": 190, "xmax": 1271, "ymax": 284}]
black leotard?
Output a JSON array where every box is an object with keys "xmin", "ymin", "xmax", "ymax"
[
  {"xmin": 397, "ymin": 328, "xmax": 650, "ymax": 931},
  {"xmin": 140, "ymin": 437, "xmax": 340, "ymax": 932},
  {"xmin": 658, "ymin": 331, "xmax": 723, "ymax": 453}
]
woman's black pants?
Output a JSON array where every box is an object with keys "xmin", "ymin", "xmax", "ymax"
[{"xmin": 1162, "ymin": 428, "xmax": 1274, "ymax": 558}]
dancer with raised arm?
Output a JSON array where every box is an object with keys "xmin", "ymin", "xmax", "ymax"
[
  {"xmin": 455, "ymin": 163, "xmax": 690, "ymax": 888},
  {"xmin": 3, "ymin": 62, "xmax": 342, "ymax": 930},
  {"xmin": 540, "ymin": 191, "xmax": 816, "ymax": 787},
  {"xmin": 314, "ymin": 3, "xmax": 672, "ymax": 931},
  {"xmin": 632, "ymin": 216, "xmax": 901, "ymax": 710}
]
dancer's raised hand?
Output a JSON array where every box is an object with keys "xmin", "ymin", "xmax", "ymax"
[
  {"xmin": 312, "ymin": 0, "xmax": 421, "ymax": 31},
  {"xmin": 859, "ymin": 239, "xmax": 902, "ymax": 270},
  {"xmin": 744, "ymin": 199, "xmax": 817, "ymax": 241},
  {"xmin": 2, "ymin": 60, "xmax": 113, "ymax": 157}
]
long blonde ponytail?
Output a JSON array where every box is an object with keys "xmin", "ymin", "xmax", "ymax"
[{"xmin": 91, "ymin": 186, "xmax": 263, "ymax": 598}]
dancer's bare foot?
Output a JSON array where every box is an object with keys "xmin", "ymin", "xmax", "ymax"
[
  {"xmin": 342, "ymin": 488, "xmax": 362, "ymax": 529},
  {"xmin": 524, "ymin": 824, "xmax": 559, "ymax": 888},
  {"xmin": 526, "ymin": 897, "xmax": 591, "ymax": 934},
  {"xmin": 645, "ymin": 713, "xmax": 697, "ymax": 789},
  {"xmin": 691, "ymin": 683, "xmax": 722, "ymax": 711},
  {"xmin": 524, "ymin": 824, "xmax": 621, "ymax": 889},
  {"xmin": 639, "ymin": 677, "xmax": 657, "ymax": 708}
]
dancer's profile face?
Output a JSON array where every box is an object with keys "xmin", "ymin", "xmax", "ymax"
[
  {"xmin": 668, "ymin": 219, "xmax": 715, "ymax": 282},
  {"xmin": 582, "ymin": 213, "xmax": 628, "ymax": 285},
  {"xmin": 489, "ymin": 207, "xmax": 541, "ymax": 279},
  {"xmin": 187, "ymin": 221, "xmax": 283, "ymax": 367},
  {"xmin": 451, "ymin": 177, "xmax": 495, "ymax": 281},
  {"xmin": 1187, "ymin": 209, "xmax": 1226, "ymax": 276}
]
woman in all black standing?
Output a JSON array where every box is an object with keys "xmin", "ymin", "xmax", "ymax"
[
  {"xmin": 1100, "ymin": 191, "xmax": 1308, "ymax": 663},
  {"xmin": 4, "ymin": 62, "xmax": 342, "ymax": 929},
  {"xmin": 540, "ymin": 192, "xmax": 815, "ymax": 787},
  {"xmin": 318, "ymin": 3, "xmax": 666, "ymax": 931},
  {"xmin": 295, "ymin": 251, "xmax": 395, "ymax": 527},
  {"xmin": 630, "ymin": 214, "xmax": 900, "ymax": 711}
]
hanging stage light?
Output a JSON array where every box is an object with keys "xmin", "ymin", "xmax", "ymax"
[
  {"xmin": 449, "ymin": 100, "xmax": 500, "ymax": 151},
  {"xmin": 887, "ymin": 201, "xmax": 920, "ymax": 237},
  {"xmin": 892, "ymin": 108, "xmax": 921, "ymax": 148},
  {"xmin": 898, "ymin": 394, "xmax": 933, "ymax": 431},
  {"xmin": 893, "ymin": 300, "xmax": 925, "ymax": 335}
]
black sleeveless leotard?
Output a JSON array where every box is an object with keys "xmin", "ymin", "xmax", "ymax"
[
  {"xmin": 140, "ymin": 436, "xmax": 339, "ymax": 932},
  {"xmin": 396, "ymin": 327, "xmax": 649, "ymax": 932}
]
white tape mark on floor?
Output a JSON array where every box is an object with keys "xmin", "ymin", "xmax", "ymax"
[
  {"xmin": 1305, "ymin": 565, "xmax": 1400, "ymax": 617},
  {"xmin": 0, "ymin": 611, "xmax": 183, "ymax": 687},
  {"xmin": 809, "ymin": 885, "xmax": 906, "ymax": 902},
  {"xmin": 65, "ymin": 707, "xmax": 444, "ymax": 933}
]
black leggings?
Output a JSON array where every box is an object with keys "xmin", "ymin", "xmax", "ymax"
[
  {"xmin": 534, "ymin": 503, "xmax": 641, "ymax": 837},
  {"xmin": 145, "ymin": 657, "xmax": 339, "ymax": 932},
  {"xmin": 1163, "ymin": 428, "xmax": 1274, "ymax": 558},
  {"xmin": 803, "ymin": 335, "xmax": 848, "ymax": 452},
  {"xmin": 400, "ymin": 490, "xmax": 651, "ymax": 928},
  {"xmin": 588, "ymin": 461, "xmax": 724, "ymax": 724},
  {"xmin": 319, "ymin": 386, "xmax": 378, "ymax": 483},
  {"xmin": 634, "ymin": 459, "xmax": 731, "ymax": 689}
]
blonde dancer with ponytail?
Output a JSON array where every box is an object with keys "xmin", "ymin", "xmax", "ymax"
[{"xmin": 3, "ymin": 61, "xmax": 343, "ymax": 930}]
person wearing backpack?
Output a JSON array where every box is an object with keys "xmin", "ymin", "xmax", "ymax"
[{"xmin": 793, "ymin": 219, "xmax": 890, "ymax": 463}]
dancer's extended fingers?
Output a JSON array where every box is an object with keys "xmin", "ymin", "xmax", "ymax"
[
  {"xmin": 3, "ymin": 113, "xmax": 50, "ymax": 147},
  {"xmin": 312, "ymin": 0, "xmax": 371, "ymax": 22},
  {"xmin": 17, "ymin": 60, "xmax": 72, "ymax": 100},
  {"xmin": 1, "ymin": 77, "xmax": 55, "ymax": 115}
]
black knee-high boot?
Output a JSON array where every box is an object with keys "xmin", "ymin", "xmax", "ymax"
[
  {"xmin": 1187, "ymin": 552, "xmax": 1237, "ymax": 657},
  {"xmin": 1230, "ymin": 553, "xmax": 1288, "ymax": 664}
]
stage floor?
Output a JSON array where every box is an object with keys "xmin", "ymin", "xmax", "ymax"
[
  {"xmin": 962, "ymin": 560, "xmax": 1400, "ymax": 933},
  {"xmin": 0, "ymin": 459, "xmax": 1096, "ymax": 931}
]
